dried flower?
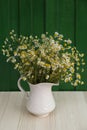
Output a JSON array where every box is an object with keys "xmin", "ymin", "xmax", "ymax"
[{"xmin": 2, "ymin": 31, "xmax": 85, "ymax": 85}]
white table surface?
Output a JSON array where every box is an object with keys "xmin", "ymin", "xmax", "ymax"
[{"xmin": 0, "ymin": 92, "xmax": 87, "ymax": 130}]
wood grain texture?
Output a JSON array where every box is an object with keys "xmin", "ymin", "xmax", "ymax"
[{"xmin": 0, "ymin": 92, "xmax": 87, "ymax": 130}]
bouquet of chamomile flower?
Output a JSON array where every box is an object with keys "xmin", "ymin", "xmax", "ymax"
[{"xmin": 2, "ymin": 30, "xmax": 85, "ymax": 86}]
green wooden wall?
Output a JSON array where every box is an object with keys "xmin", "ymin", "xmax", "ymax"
[{"xmin": 0, "ymin": 0, "xmax": 87, "ymax": 91}]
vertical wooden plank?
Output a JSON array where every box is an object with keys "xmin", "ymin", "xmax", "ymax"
[
  {"xmin": 46, "ymin": 0, "xmax": 60, "ymax": 33},
  {"xmin": 19, "ymin": 0, "xmax": 32, "ymax": 35},
  {"xmin": 59, "ymin": 0, "xmax": 74, "ymax": 40},
  {"xmin": 76, "ymin": 0, "xmax": 87, "ymax": 90},
  {"xmin": 59, "ymin": 0, "xmax": 75, "ymax": 91},
  {"xmin": 0, "ymin": 0, "xmax": 10, "ymax": 91},
  {"xmin": 0, "ymin": 0, "xmax": 20, "ymax": 91},
  {"xmin": 31, "ymin": 0, "xmax": 45, "ymax": 35},
  {"xmin": 46, "ymin": 0, "xmax": 60, "ymax": 90},
  {"xmin": 8, "ymin": 0, "xmax": 19, "ymax": 33},
  {"xmin": 46, "ymin": 0, "xmax": 75, "ymax": 90},
  {"xmin": 8, "ymin": 0, "xmax": 20, "ymax": 91}
]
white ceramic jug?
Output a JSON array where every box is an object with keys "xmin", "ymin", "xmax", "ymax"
[{"xmin": 18, "ymin": 77, "xmax": 59, "ymax": 117}]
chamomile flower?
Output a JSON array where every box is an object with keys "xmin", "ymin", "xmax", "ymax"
[{"xmin": 2, "ymin": 31, "xmax": 85, "ymax": 85}]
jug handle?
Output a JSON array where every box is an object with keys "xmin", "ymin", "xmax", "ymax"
[{"xmin": 17, "ymin": 77, "xmax": 29, "ymax": 98}]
